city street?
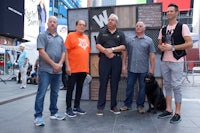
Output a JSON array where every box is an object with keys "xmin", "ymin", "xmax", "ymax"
[
  {"xmin": 0, "ymin": 1, "xmax": 199, "ymax": 132},
  {"xmin": 0, "ymin": 75, "xmax": 200, "ymax": 133}
]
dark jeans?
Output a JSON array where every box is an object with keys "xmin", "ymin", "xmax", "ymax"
[
  {"xmin": 97, "ymin": 55, "xmax": 122, "ymax": 110},
  {"xmin": 66, "ymin": 72, "xmax": 87, "ymax": 109},
  {"xmin": 62, "ymin": 62, "xmax": 67, "ymax": 88},
  {"xmin": 124, "ymin": 72, "xmax": 147, "ymax": 108}
]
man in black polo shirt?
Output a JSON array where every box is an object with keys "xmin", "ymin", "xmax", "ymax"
[{"xmin": 96, "ymin": 13, "xmax": 126, "ymax": 116}]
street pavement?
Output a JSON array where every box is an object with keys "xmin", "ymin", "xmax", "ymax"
[{"xmin": 0, "ymin": 75, "xmax": 200, "ymax": 133}]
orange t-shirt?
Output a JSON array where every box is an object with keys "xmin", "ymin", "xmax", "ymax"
[{"xmin": 65, "ymin": 32, "xmax": 90, "ymax": 73}]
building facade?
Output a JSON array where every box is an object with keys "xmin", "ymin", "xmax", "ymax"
[{"xmin": 50, "ymin": 0, "xmax": 82, "ymax": 25}]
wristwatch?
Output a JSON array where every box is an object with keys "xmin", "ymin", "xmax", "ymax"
[
  {"xmin": 172, "ymin": 45, "xmax": 175, "ymax": 51},
  {"xmin": 112, "ymin": 47, "xmax": 115, "ymax": 51}
]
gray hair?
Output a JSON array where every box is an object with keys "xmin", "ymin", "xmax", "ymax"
[
  {"xmin": 136, "ymin": 21, "xmax": 146, "ymax": 28},
  {"xmin": 109, "ymin": 13, "xmax": 118, "ymax": 22}
]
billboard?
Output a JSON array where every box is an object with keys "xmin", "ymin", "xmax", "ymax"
[
  {"xmin": 154, "ymin": 0, "xmax": 191, "ymax": 11},
  {"xmin": 117, "ymin": 0, "xmax": 146, "ymax": 5},
  {"xmin": 24, "ymin": 0, "xmax": 49, "ymax": 41},
  {"xmin": 0, "ymin": 0, "xmax": 24, "ymax": 39}
]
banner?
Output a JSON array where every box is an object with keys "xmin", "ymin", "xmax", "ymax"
[{"xmin": 24, "ymin": 0, "xmax": 49, "ymax": 41}]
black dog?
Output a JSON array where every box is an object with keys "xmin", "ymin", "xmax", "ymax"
[{"xmin": 145, "ymin": 73, "xmax": 166, "ymax": 114}]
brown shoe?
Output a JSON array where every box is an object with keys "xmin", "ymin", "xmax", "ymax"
[
  {"xmin": 137, "ymin": 106, "xmax": 145, "ymax": 114},
  {"xmin": 110, "ymin": 107, "xmax": 121, "ymax": 115},
  {"xmin": 96, "ymin": 109, "xmax": 103, "ymax": 116},
  {"xmin": 120, "ymin": 106, "xmax": 130, "ymax": 111}
]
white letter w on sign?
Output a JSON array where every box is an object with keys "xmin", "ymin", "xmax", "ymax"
[{"xmin": 92, "ymin": 10, "xmax": 108, "ymax": 28}]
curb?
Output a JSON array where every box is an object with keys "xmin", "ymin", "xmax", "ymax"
[{"xmin": 0, "ymin": 92, "xmax": 36, "ymax": 105}]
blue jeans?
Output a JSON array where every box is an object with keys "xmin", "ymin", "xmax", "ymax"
[
  {"xmin": 34, "ymin": 71, "xmax": 61, "ymax": 118},
  {"xmin": 124, "ymin": 72, "xmax": 147, "ymax": 108}
]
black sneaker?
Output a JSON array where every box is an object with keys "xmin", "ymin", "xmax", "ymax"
[
  {"xmin": 65, "ymin": 108, "xmax": 77, "ymax": 118},
  {"xmin": 73, "ymin": 107, "xmax": 86, "ymax": 115},
  {"xmin": 158, "ymin": 110, "xmax": 173, "ymax": 119},
  {"xmin": 170, "ymin": 114, "xmax": 182, "ymax": 124}
]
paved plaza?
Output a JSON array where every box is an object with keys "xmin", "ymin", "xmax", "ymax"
[{"xmin": 0, "ymin": 74, "xmax": 200, "ymax": 133}]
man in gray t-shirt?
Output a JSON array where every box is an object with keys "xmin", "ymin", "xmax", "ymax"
[
  {"xmin": 37, "ymin": 29, "xmax": 66, "ymax": 74},
  {"xmin": 34, "ymin": 16, "xmax": 66, "ymax": 126}
]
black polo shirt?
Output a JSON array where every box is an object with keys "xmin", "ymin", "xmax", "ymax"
[{"xmin": 96, "ymin": 27, "xmax": 126, "ymax": 49}]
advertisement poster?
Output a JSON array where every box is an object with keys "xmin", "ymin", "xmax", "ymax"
[
  {"xmin": 24, "ymin": 0, "xmax": 49, "ymax": 41},
  {"xmin": 57, "ymin": 25, "xmax": 68, "ymax": 41}
]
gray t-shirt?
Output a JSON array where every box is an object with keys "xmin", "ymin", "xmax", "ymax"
[
  {"xmin": 37, "ymin": 30, "xmax": 66, "ymax": 74},
  {"xmin": 126, "ymin": 34, "xmax": 156, "ymax": 73}
]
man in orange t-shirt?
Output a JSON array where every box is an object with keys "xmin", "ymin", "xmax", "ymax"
[{"xmin": 64, "ymin": 20, "xmax": 90, "ymax": 117}]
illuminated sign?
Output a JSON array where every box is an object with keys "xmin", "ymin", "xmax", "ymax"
[{"xmin": 154, "ymin": 0, "xmax": 191, "ymax": 11}]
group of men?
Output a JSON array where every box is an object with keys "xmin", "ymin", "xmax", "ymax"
[{"xmin": 33, "ymin": 3, "xmax": 192, "ymax": 127}]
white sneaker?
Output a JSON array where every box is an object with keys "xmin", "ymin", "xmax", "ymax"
[
  {"xmin": 34, "ymin": 117, "xmax": 45, "ymax": 126},
  {"xmin": 50, "ymin": 113, "xmax": 66, "ymax": 120}
]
